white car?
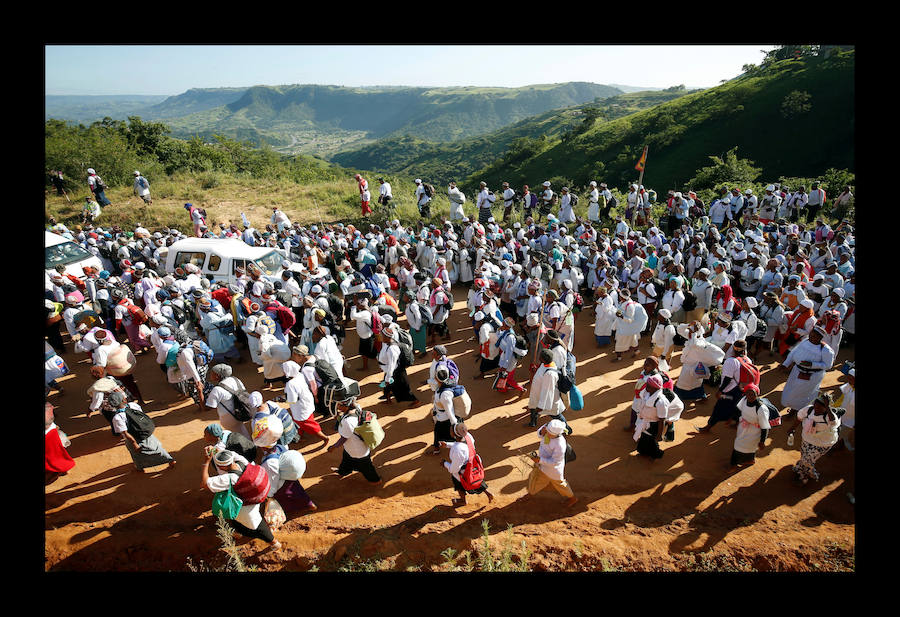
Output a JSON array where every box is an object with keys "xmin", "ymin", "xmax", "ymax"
[
  {"xmin": 45, "ymin": 230, "xmax": 103, "ymax": 290},
  {"xmin": 164, "ymin": 238, "xmax": 332, "ymax": 286}
]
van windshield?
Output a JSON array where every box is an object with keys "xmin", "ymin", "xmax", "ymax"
[
  {"xmin": 46, "ymin": 241, "xmax": 92, "ymax": 269},
  {"xmin": 254, "ymin": 251, "xmax": 283, "ymax": 276}
]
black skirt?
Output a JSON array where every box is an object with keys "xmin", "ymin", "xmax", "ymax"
[
  {"xmin": 636, "ymin": 423, "xmax": 664, "ymax": 459},
  {"xmin": 479, "ymin": 355, "xmax": 501, "ymax": 373},
  {"xmin": 433, "ymin": 419, "xmax": 456, "ymax": 446},
  {"xmin": 359, "ymin": 335, "xmax": 377, "ymax": 359}
]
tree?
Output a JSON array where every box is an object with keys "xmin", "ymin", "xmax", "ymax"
[
  {"xmin": 781, "ymin": 90, "xmax": 812, "ymax": 119},
  {"xmin": 687, "ymin": 147, "xmax": 762, "ymax": 192}
]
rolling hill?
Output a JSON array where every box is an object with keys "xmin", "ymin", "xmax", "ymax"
[
  {"xmin": 456, "ymin": 50, "xmax": 854, "ymax": 195},
  {"xmin": 331, "ymin": 88, "xmax": 699, "ymax": 186}
]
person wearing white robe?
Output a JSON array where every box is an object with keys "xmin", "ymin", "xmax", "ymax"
[
  {"xmin": 780, "ymin": 328, "xmax": 835, "ymax": 413},
  {"xmin": 526, "ymin": 350, "xmax": 566, "ymax": 427},
  {"xmin": 613, "ymin": 290, "xmax": 645, "ymax": 361},
  {"xmin": 651, "ymin": 309, "xmax": 677, "ymax": 367},
  {"xmin": 730, "ymin": 384, "xmax": 771, "ymax": 468},
  {"xmin": 593, "ymin": 287, "xmax": 617, "ymax": 346}
]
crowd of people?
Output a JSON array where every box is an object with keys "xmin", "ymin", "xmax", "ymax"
[{"xmin": 45, "ymin": 168, "xmax": 855, "ymax": 555}]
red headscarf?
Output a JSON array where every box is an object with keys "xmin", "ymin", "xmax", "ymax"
[{"xmin": 719, "ymin": 284, "xmax": 733, "ymax": 312}]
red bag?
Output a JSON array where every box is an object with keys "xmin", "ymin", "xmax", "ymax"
[
  {"xmin": 233, "ymin": 463, "xmax": 271, "ymax": 505},
  {"xmin": 127, "ymin": 302, "xmax": 148, "ymax": 325},
  {"xmin": 459, "ymin": 434, "xmax": 485, "ymax": 491},
  {"xmin": 735, "ymin": 356, "xmax": 761, "ymax": 391},
  {"xmin": 266, "ymin": 305, "xmax": 296, "ymax": 333}
]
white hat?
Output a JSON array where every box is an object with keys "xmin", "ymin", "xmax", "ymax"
[
  {"xmin": 543, "ymin": 181, "xmax": 551, "ymax": 187},
  {"xmin": 545, "ymin": 419, "xmax": 566, "ymax": 436},
  {"xmin": 526, "ymin": 312, "xmax": 540, "ymax": 327},
  {"xmin": 744, "ymin": 296, "xmax": 759, "ymax": 308},
  {"xmin": 832, "ymin": 288, "xmax": 845, "ymax": 298},
  {"xmin": 657, "ymin": 309, "xmax": 672, "ymax": 319},
  {"xmin": 800, "ymin": 299, "xmax": 814, "ymax": 309},
  {"xmin": 415, "ymin": 179, "xmax": 422, "ymax": 184},
  {"xmin": 765, "ymin": 184, "xmax": 775, "ymax": 192},
  {"xmin": 87, "ymin": 168, "xmax": 96, "ymax": 175},
  {"xmin": 248, "ymin": 391, "xmax": 264, "ymax": 408},
  {"xmin": 735, "ymin": 250, "xmax": 748, "ymax": 260},
  {"xmin": 590, "ymin": 181, "xmax": 597, "ymax": 187},
  {"xmin": 745, "ymin": 189, "xmax": 753, "ymax": 194}
]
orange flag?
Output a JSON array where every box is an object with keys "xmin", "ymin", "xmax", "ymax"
[{"xmin": 635, "ymin": 146, "xmax": 648, "ymax": 172}]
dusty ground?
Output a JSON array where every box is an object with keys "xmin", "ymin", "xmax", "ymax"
[{"xmin": 44, "ymin": 293, "xmax": 855, "ymax": 572}]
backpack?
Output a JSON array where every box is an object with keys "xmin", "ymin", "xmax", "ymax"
[
  {"xmin": 267, "ymin": 304, "xmax": 296, "ymax": 333},
  {"xmin": 818, "ymin": 310, "xmax": 842, "ymax": 336},
  {"xmin": 564, "ymin": 441, "xmax": 577, "ymax": 463},
  {"xmin": 164, "ymin": 300, "xmax": 187, "ymax": 325},
  {"xmin": 423, "ymin": 183, "xmax": 436, "ymax": 198},
  {"xmin": 123, "ymin": 404, "xmax": 155, "ymax": 441},
  {"xmin": 369, "ymin": 309, "xmax": 383, "ymax": 337},
  {"xmin": 352, "ymin": 409, "xmax": 385, "ymax": 450},
  {"xmin": 313, "ymin": 358, "xmax": 342, "ymax": 390},
  {"xmin": 459, "ymin": 434, "xmax": 485, "ymax": 491},
  {"xmin": 441, "ymin": 357, "xmax": 461, "ymax": 383},
  {"xmin": 233, "ymin": 463, "xmax": 271, "ymax": 505},
  {"xmin": 734, "ymin": 355, "xmax": 761, "ymax": 391},
  {"xmin": 682, "ymin": 290, "xmax": 697, "ymax": 312},
  {"xmin": 214, "ymin": 379, "xmax": 254, "ymax": 422},
  {"xmin": 211, "ymin": 477, "xmax": 243, "ymax": 520},
  {"xmin": 396, "ymin": 329, "xmax": 415, "ymax": 368},
  {"xmin": 438, "ymin": 384, "xmax": 472, "ymax": 418},
  {"xmin": 570, "ymin": 194, "xmax": 579, "ymax": 208},
  {"xmin": 126, "ymin": 302, "xmax": 148, "ymax": 325},
  {"xmin": 758, "ymin": 396, "xmax": 782, "ymax": 427}
]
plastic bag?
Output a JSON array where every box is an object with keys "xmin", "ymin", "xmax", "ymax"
[{"xmin": 264, "ymin": 499, "xmax": 287, "ymax": 531}]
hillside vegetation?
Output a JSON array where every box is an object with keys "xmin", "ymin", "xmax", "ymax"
[
  {"xmin": 331, "ymin": 88, "xmax": 697, "ymax": 186},
  {"xmin": 457, "ymin": 50, "xmax": 854, "ymax": 196}
]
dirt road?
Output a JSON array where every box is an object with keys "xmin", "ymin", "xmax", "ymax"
[{"xmin": 44, "ymin": 293, "xmax": 855, "ymax": 571}]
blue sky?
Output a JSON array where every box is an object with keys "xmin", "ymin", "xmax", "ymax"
[{"xmin": 45, "ymin": 45, "xmax": 775, "ymax": 96}]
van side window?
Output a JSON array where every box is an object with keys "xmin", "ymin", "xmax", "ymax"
[
  {"xmin": 174, "ymin": 251, "xmax": 206, "ymax": 270},
  {"xmin": 208, "ymin": 254, "xmax": 222, "ymax": 272},
  {"xmin": 233, "ymin": 259, "xmax": 246, "ymax": 276}
]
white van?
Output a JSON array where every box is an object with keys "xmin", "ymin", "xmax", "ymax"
[
  {"xmin": 164, "ymin": 238, "xmax": 331, "ymax": 286},
  {"xmin": 45, "ymin": 230, "xmax": 104, "ymax": 289}
]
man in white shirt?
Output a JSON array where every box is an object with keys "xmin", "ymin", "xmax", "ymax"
[
  {"xmin": 312, "ymin": 326, "xmax": 344, "ymax": 378},
  {"xmin": 205, "ymin": 364, "xmax": 252, "ymax": 438},
  {"xmin": 806, "ymin": 182, "xmax": 826, "ymax": 222},
  {"xmin": 415, "ymin": 179, "xmax": 431, "ymax": 217},
  {"xmin": 326, "ymin": 399, "xmax": 382, "ymax": 483},
  {"xmin": 501, "ymin": 181, "xmax": 516, "ymax": 222},
  {"xmin": 437, "ymin": 422, "xmax": 495, "ymax": 506},
  {"xmin": 130, "ymin": 171, "xmax": 151, "ymax": 206},
  {"xmin": 377, "ymin": 177, "xmax": 393, "ymax": 211},
  {"xmin": 522, "ymin": 419, "xmax": 577, "ymax": 507}
]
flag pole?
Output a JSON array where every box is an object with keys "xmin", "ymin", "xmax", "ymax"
[{"xmin": 631, "ymin": 145, "xmax": 648, "ymax": 227}]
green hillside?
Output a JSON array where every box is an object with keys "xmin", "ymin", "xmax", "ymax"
[
  {"xmin": 458, "ymin": 50, "xmax": 854, "ymax": 195},
  {"xmin": 152, "ymin": 82, "xmax": 622, "ymax": 156},
  {"xmin": 331, "ymin": 88, "xmax": 696, "ymax": 186}
]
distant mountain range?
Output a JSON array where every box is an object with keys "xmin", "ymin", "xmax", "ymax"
[{"xmin": 46, "ymin": 82, "xmax": 626, "ymax": 156}]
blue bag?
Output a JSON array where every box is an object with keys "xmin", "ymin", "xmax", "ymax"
[{"xmin": 568, "ymin": 385, "xmax": 584, "ymax": 411}]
